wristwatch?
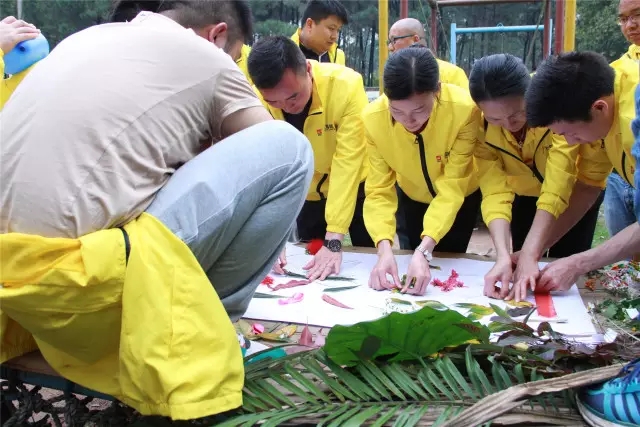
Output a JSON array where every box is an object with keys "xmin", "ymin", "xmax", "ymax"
[
  {"xmin": 324, "ymin": 239, "xmax": 342, "ymax": 253},
  {"xmin": 415, "ymin": 244, "xmax": 433, "ymax": 263}
]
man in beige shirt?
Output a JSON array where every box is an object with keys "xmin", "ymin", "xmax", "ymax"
[{"xmin": 0, "ymin": 0, "xmax": 313, "ymax": 321}]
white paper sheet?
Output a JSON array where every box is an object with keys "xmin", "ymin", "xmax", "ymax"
[{"xmin": 244, "ymin": 243, "xmax": 595, "ymax": 339}]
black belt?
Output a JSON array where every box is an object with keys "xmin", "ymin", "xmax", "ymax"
[{"xmin": 119, "ymin": 227, "xmax": 131, "ymax": 265}]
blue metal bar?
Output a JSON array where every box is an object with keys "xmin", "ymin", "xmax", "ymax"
[{"xmin": 449, "ymin": 23, "xmax": 545, "ymax": 64}]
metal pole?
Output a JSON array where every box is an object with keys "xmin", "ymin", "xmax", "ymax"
[
  {"xmin": 554, "ymin": 0, "xmax": 565, "ymax": 53},
  {"xmin": 542, "ymin": 0, "xmax": 551, "ymax": 58},
  {"xmin": 378, "ymin": 0, "xmax": 389, "ymax": 95},
  {"xmin": 400, "ymin": 0, "xmax": 409, "ymax": 19},
  {"xmin": 450, "ymin": 22, "xmax": 457, "ymax": 64},
  {"xmin": 16, "ymin": 0, "xmax": 23, "ymax": 19},
  {"xmin": 449, "ymin": 24, "xmax": 546, "ymax": 64},
  {"xmin": 430, "ymin": 5, "xmax": 438, "ymax": 52},
  {"xmin": 563, "ymin": 0, "xmax": 576, "ymax": 51},
  {"xmin": 437, "ymin": 0, "xmax": 540, "ymax": 6}
]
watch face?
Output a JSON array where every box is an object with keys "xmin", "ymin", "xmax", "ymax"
[{"xmin": 326, "ymin": 239, "xmax": 342, "ymax": 252}]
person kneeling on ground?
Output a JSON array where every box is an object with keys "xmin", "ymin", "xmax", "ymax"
[{"xmin": 0, "ymin": 0, "xmax": 313, "ymax": 421}]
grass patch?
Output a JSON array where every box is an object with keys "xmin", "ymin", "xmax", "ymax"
[{"xmin": 592, "ymin": 206, "xmax": 609, "ymax": 248}]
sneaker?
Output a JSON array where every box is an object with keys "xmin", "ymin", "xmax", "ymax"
[{"xmin": 576, "ymin": 358, "xmax": 640, "ymax": 427}]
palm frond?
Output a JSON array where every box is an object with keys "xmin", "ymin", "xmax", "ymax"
[{"xmin": 219, "ymin": 345, "xmax": 610, "ymax": 426}]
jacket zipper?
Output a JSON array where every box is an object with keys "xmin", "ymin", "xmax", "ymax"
[
  {"xmin": 305, "ymin": 110, "xmax": 325, "ymax": 199},
  {"xmin": 415, "ymin": 134, "xmax": 437, "ymax": 198}
]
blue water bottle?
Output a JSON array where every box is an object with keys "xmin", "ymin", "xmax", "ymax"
[{"xmin": 3, "ymin": 33, "xmax": 49, "ymax": 75}]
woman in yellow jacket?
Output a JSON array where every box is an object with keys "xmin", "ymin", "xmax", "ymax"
[
  {"xmin": 469, "ymin": 54, "xmax": 604, "ymax": 299},
  {"xmin": 363, "ymin": 45, "xmax": 482, "ymax": 296}
]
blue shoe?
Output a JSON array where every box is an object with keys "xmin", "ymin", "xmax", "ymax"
[{"xmin": 576, "ymin": 358, "xmax": 640, "ymax": 427}]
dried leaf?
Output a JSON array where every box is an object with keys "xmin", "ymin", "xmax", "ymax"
[
  {"xmin": 268, "ymin": 279, "xmax": 310, "ymax": 291},
  {"xmin": 299, "ymin": 325, "xmax": 314, "ymax": 346},
  {"xmin": 506, "ymin": 300, "xmax": 535, "ymax": 308},
  {"xmin": 454, "ymin": 303, "xmax": 495, "ymax": 316},
  {"xmin": 284, "ymin": 269, "xmax": 355, "ymax": 282},
  {"xmin": 414, "ymin": 300, "xmax": 448, "ymax": 310},
  {"xmin": 322, "ymin": 294, "xmax": 353, "ymax": 309},
  {"xmin": 389, "ymin": 297, "xmax": 412, "ymax": 306},
  {"xmin": 322, "ymin": 285, "xmax": 360, "ymax": 292},
  {"xmin": 257, "ymin": 325, "xmax": 297, "ymax": 342},
  {"xmin": 507, "ymin": 306, "xmax": 535, "ymax": 317},
  {"xmin": 234, "ymin": 319, "xmax": 254, "ymax": 337},
  {"xmin": 278, "ymin": 292, "xmax": 304, "ymax": 305}
]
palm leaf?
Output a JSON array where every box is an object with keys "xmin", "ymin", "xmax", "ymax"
[{"xmin": 217, "ymin": 346, "xmax": 600, "ymax": 426}]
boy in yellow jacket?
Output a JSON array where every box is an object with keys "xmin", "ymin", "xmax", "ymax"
[
  {"xmin": 1, "ymin": 1, "xmax": 313, "ymax": 421},
  {"xmin": 512, "ymin": 51, "xmax": 638, "ymax": 299},
  {"xmin": 0, "ymin": 15, "xmax": 41, "ymax": 109},
  {"xmin": 248, "ymin": 35, "xmax": 372, "ymax": 282},
  {"xmin": 291, "ymin": 0, "xmax": 347, "ymax": 65}
]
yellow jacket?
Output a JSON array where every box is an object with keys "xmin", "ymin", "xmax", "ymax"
[
  {"xmin": 291, "ymin": 29, "xmax": 346, "ymax": 65},
  {"xmin": 475, "ymin": 120, "xmax": 578, "ymax": 224},
  {"xmin": 577, "ymin": 66, "xmax": 639, "ymax": 188},
  {"xmin": 235, "ymin": 44, "xmax": 253, "ymax": 85},
  {"xmin": 0, "ymin": 48, "xmax": 37, "ymax": 110},
  {"xmin": 0, "ymin": 213, "xmax": 243, "ymax": 420},
  {"xmin": 256, "ymin": 61, "xmax": 368, "ymax": 234},
  {"xmin": 437, "ymin": 58, "xmax": 468, "ymax": 88},
  {"xmin": 363, "ymin": 83, "xmax": 481, "ymax": 245},
  {"xmin": 611, "ymin": 44, "xmax": 640, "ymax": 73}
]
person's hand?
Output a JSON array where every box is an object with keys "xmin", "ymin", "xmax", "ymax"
[
  {"xmin": 510, "ymin": 250, "xmax": 521, "ymax": 267},
  {"xmin": 272, "ymin": 248, "xmax": 287, "ymax": 275},
  {"xmin": 484, "ymin": 256, "xmax": 513, "ymax": 299},
  {"xmin": 537, "ymin": 256, "xmax": 580, "ymax": 293},
  {"xmin": 0, "ymin": 16, "xmax": 39, "ymax": 54},
  {"xmin": 510, "ymin": 252, "xmax": 540, "ymax": 301},
  {"xmin": 401, "ymin": 250, "xmax": 431, "ymax": 295},
  {"xmin": 304, "ymin": 246, "xmax": 342, "ymax": 281},
  {"xmin": 369, "ymin": 247, "xmax": 401, "ymax": 291}
]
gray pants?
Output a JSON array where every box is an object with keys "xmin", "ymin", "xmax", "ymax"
[{"xmin": 146, "ymin": 121, "xmax": 314, "ymax": 321}]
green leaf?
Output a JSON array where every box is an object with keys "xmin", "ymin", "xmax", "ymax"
[
  {"xmin": 253, "ymin": 292, "xmax": 282, "ymax": 299},
  {"xmin": 322, "ymin": 285, "xmax": 360, "ymax": 292},
  {"xmin": 285, "ymin": 269, "xmax": 354, "ymax": 281},
  {"xmin": 324, "ymin": 307, "xmax": 491, "ymax": 366}
]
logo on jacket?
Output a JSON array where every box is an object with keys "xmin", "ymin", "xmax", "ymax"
[
  {"xmin": 436, "ymin": 155, "xmax": 442, "ymax": 162},
  {"xmin": 316, "ymin": 129, "xmax": 323, "ymax": 136},
  {"xmin": 324, "ymin": 123, "xmax": 336, "ymax": 132}
]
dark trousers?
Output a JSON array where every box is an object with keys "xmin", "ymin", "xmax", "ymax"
[
  {"xmin": 396, "ymin": 188, "xmax": 482, "ymax": 252},
  {"xmin": 296, "ymin": 181, "xmax": 375, "ymax": 247},
  {"xmin": 511, "ymin": 190, "xmax": 605, "ymax": 257}
]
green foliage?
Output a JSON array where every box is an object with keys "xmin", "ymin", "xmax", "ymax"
[
  {"xmin": 324, "ymin": 307, "xmax": 490, "ymax": 366},
  {"xmin": 576, "ymin": 0, "xmax": 628, "ymax": 61},
  {"xmin": 3, "ymin": 0, "xmax": 629, "ymax": 85}
]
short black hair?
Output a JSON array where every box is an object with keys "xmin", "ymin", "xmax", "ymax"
[
  {"xmin": 383, "ymin": 45, "xmax": 439, "ymax": 100},
  {"xmin": 302, "ymin": 0, "xmax": 349, "ymax": 25},
  {"xmin": 469, "ymin": 53, "xmax": 530, "ymax": 103},
  {"xmin": 248, "ymin": 36, "xmax": 307, "ymax": 89},
  {"xmin": 110, "ymin": 0, "xmax": 253, "ymax": 43},
  {"xmin": 525, "ymin": 51, "xmax": 615, "ymax": 126}
]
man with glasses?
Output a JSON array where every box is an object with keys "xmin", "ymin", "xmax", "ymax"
[{"xmin": 388, "ymin": 18, "xmax": 467, "ymax": 88}]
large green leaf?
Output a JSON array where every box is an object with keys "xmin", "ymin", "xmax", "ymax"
[{"xmin": 324, "ymin": 307, "xmax": 491, "ymax": 366}]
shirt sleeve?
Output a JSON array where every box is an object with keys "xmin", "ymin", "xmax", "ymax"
[
  {"xmin": 363, "ymin": 127, "xmax": 398, "ymax": 246},
  {"xmin": 537, "ymin": 133, "xmax": 579, "ymax": 218},
  {"xmin": 325, "ymin": 78, "xmax": 368, "ymax": 234},
  {"xmin": 422, "ymin": 107, "xmax": 481, "ymax": 243},
  {"xmin": 475, "ymin": 123, "xmax": 514, "ymax": 225},
  {"xmin": 211, "ymin": 63, "xmax": 264, "ymax": 140}
]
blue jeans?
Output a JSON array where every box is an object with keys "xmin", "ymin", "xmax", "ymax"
[
  {"xmin": 604, "ymin": 172, "xmax": 636, "ymax": 237},
  {"xmin": 633, "ymin": 83, "xmax": 640, "ymax": 222},
  {"xmin": 145, "ymin": 121, "xmax": 314, "ymax": 321}
]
